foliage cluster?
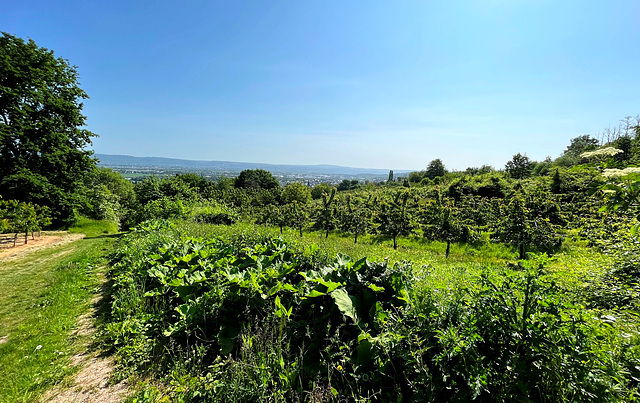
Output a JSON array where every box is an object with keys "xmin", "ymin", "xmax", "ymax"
[
  {"xmin": 106, "ymin": 221, "xmax": 639, "ymax": 402},
  {"xmin": 0, "ymin": 33, "xmax": 97, "ymax": 227},
  {"xmin": 0, "ymin": 198, "xmax": 51, "ymax": 244}
]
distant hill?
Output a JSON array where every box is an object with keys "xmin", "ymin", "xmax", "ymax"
[{"xmin": 95, "ymin": 154, "xmax": 409, "ymax": 176}]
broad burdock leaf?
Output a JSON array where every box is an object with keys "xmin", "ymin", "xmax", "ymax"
[{"xmin": 331, "ymin": 288, "xmax": 358, "ymax": 322}]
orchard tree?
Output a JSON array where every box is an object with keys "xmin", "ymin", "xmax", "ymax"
[
  {"xmin": 313, "ymin": 187, "xmax": 337, "ymax": 238},
  {"xmin": 1, "ymin": 199, "xmax": 40, "ymax": 245},
  {"xmin": 338, "ymin": 195, "xmax": 372, "ymax": 244},
  {"xmin": 280, "ymin": 182, "xmax": 311, "ymax": 205},
  {"xmin": 284, "ymin": 201, "xmax": 309, "ymax": 237},
  {"xmin": 494, "ymin": 193, "xmax": 562, "ymax": 259},
  {"xmin": 311, "ymin": 183, "xmax": 333, "ymax": 200},
  {"xmin": 259, "ymin": 204, "xmax": 287, "ymax": 234},
  {"xmin": 374, "ymin": 191, "xmax": 416, "ymax": 250},
  {"xmin": 0, "ymin": 33, "xmax": 97, "ymax": 227},
  {"xmin": 421, "ymin": 192, "xmax": 473, "ymax": 258}
]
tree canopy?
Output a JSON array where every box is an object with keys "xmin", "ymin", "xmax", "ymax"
[
  {"xmin": 425, "ymin": 158, "xmax": 447, "ymax": 179},
  {"xmin": 0, "ymin": 33, "xmax": 97, "ymax": 226},
  {"xmin": 234, "ymin": 169, "xmax": 280, "ymax": 190},
  {"xmin": 505, "ymin": 153, "xmax": 534, "ymax": 179}
]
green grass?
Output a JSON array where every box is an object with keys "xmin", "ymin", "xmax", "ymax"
[
  {"xmin": 0, "ymin": 219, "xmax": 118, "ymax": 403},
  {"xmin": 175, "ymin": 220, "xmax": 615, "ymax": 293},
  {"xmin": 68, "ymin": 217, "xmax": 119, "ymax": 237}
]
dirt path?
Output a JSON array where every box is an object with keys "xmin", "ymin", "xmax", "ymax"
[
  {"xmin": 0, "ymin": 232, "xmax": 85, "ymax": 262},
  {"xmin": 39, "ymin": 293, "xmax": 130, "ymax": 403}
]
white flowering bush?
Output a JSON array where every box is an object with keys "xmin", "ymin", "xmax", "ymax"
[{"xmin": 580, "ymin": 147, "xmax": 623, "ymax": 160}]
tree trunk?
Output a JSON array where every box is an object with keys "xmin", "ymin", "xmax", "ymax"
[
  {"xmin": 279, "ymin": 225, "xmax": 283, "ymax": 235},
  {"xmin": 24, "ymin": 231, "xmax": 28, "ymax": 244},
  {"xmin": 446, "ymin": 241, "xmax": 451, "ymax": 258},
  {"xmin": 393, "ymin": 235, "xmax": 398, "ymax": 250},
  {"xmin": 354, "ymin": 232, "xmax": 358, "ymax": 244},
  {"xmin": 519, "ymin": 244, "xmax": 525, "ymax": 260},
  {"xmin": 14, "ymin": 233, "xmax": 17, "ymax": 247},
  {"xmin": 325, "ymin": 229, "xmax": 329, "ymax": 239},
  {"xmin": 299, "ymin": 227, "xmax": 303, "ymax": 237}
]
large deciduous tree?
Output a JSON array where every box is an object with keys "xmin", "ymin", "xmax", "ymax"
[
  {"xmin": 425, "ymin": 158, "xmax": 447, "ymax": 179},
  {"xmin": 505, "ymin": 153, "xmax": 534, "ymax": 179},
  {"xmin": 234, "ymin": 169, "xmax": 280, "ymax": 190},
  {"xmin": 0, "ymin": 33, "xmax": 97, "ymax": 226}
]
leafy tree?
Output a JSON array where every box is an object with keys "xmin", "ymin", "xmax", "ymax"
[
  {"xmin": 311, "ymin": 183, "xmax": 332, "ymax": 200},
  {"xmin": 280, "ymin": 182, "xmax": 310, "ymax": 205},
  {"xmin": 494, "ymin": 193, "xmax": 562, "ymax": 259},
  {"xmin": 284, "ymin": 201, "xmax": 309, "ymax": 237},
  {"xmin": 0, "ymin": 33, "xmax": 97, "ymax": 227},
  {"xmin": 134, "ymin": 177, "xmax": 164, "ymax": 206},
  {"xmin": 258, "ymin": 204, "xmax": 287, "ymax": 234},
  {"xmin": 336, "ymin": 179, "xmax": 360, "ymax": 191},
  {"xmin": 339, "ymin": 195, "xmax": 372, "ymax": 244},
  {"xmin": 313, "ymin": 187, "xmax": 337, "ymax": 238},
  {"xmin": 234, "ymin": 169, "xmax": 280, "ymax": 190},
  {"xmin": 613, "ymin": 136, "xmax": 633, "ymax": 164},
  {"xmin": 388, "ymin": 170, "xmax": 394, "ymax": 183},
  {"xmin": 374, "ymin": 191, "xmax": 416, "ymax": 250},
  {"xmin": 1, "ymin": 199, "xmax": 40, "ymax": 245},
  {"xmin": 425, "ymin": 159, "xmax": 447, "ymax": 179},
  {"xmin": 564, "ymin": 135, "xmax": 599, "ymax": 157},
  {"xmin": 421, "ymin": 193, "xmax": 474, "ymax": 258},
  {"xmin": 407, "ymin": 171, "xmax": 424, "ymax": 183},
  {"xmin": 81, "ymin": 167, "xmax": 135, "ymax": 225},
  {"xmin": 505, "ymin": 153, "xmax": 534, "ymax": 179},
  {"xmin": 555, "ymin": 135, "xmax": 599, "ymax": 166}
]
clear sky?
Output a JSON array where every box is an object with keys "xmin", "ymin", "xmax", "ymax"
[{"xmin": 3, "ymin": 0, "xmax": 640, "ymax": 171}]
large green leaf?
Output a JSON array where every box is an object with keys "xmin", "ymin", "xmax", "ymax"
[{"xmin": 331, "ymin": 288, "xmax": 358, "ymax": 322}]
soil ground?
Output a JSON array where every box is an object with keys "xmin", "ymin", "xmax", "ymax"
[{"xmin": 0, "ymin": 232, "xmax": 83, "ymax": 261}]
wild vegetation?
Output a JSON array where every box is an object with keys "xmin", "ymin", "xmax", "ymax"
[{"xmin": 2, "ymin": 32, "xmax": 640, "ymax": 402}]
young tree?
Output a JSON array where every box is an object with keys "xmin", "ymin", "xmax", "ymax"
[
  {"xmin": 0, "ymin": 33, "xmax": 97, "ymax": 227},
  {"xmin": 374, "ymin": 191, "xmax": 416, "ymax": 250},
  {"xmin": 313, "ymin": 187, "xmax": 337, "ymax": 238},
  {"xmin": 258, "ymin": 204, "xmax": 287, "ymax": 234},
  {"xmin": 284, "ymin": 201, "xmax": 309, "ymax": 237},
  {"xmin": 338, "ymin": 195, "xmax": 372, "ymax": 244},
  {"xmin": 494, "ymin": 193, "xmax": 562, "ymax": 259},
  {"xmin": 421, "ymin": 192, "xmax": 473, "ymax": 258},
  {"xmin": 2, "ymin": 200, "xmax": 38, "ymax": 245}
]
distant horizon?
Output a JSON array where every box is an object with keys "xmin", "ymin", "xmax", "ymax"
[{"xmin": 95, "ymin": 152, "xmax": 414, "ymax": 172}]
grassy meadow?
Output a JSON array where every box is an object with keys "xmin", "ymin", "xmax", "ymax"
[{"xmin": 0, "ymin": 219, "xmax": 118, "ymax": 402}]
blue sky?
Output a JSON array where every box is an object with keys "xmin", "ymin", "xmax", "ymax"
[{"xmin": 3, "ymin": 0, "xmax": 640, "ymax": 170}]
